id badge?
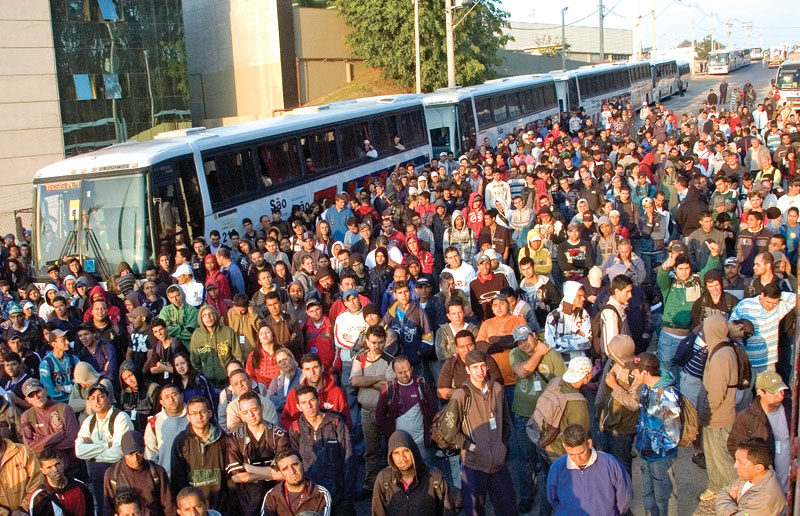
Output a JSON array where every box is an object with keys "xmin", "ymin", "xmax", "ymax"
[
  {"xmin": 131, "ymin": 409, "xmax": 137, "ymax": 421},
  {"xmin": 489, "ymin": 417, "xmax": 497, "ymax": 430},
  {"xmin": 533, "ymin": 380, "xmax": 542, "ymax": 392},
  {"xmin": 776, "ymin": 441, "xmax": 781, "ymax": 454},
  {"xmin": 239, "ymin": 335, "xmax": 246, "ymax": 345}
]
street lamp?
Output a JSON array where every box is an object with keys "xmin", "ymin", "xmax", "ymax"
[{"xmin": 561, "ymin": 6, "xmax": 568, "ymax": 69}]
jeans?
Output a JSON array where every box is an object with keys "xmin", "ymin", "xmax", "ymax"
[
  {"xmin": 339, "ymin": 361, "xmax": 363, "ymax": 454},
  {"xmin": 597, "ymin": 431, "xmax": 635, "ymax": 477},
  {"xmin": 512, "ymin": 414, "xmax": 536, "ymax": 503},
  {"xmin": 657, "ymin": 331, "xmax": 684, "ymax": 381},
  {"xmin": 88, "ymin": 460, "xmax": 113, "ymax": 516},
  {"xmin": 640, "ymin": 455, "xmax": 678, "ymax": 516},
  {"xmin": 462, "ymin": 463, "xmax": 519, "ymax": 516},
  {"xmin": 704, "ymin": 426, "xmax": 735, "ymax": 492},
  {"xmin": 361, "ymin": 408, "xmax": 382, "ymax": 490}
]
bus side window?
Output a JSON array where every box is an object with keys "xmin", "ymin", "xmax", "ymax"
[
  {"xmin": 256, "ymin": 139, "xmax": 300, "ymax": 188},
  {"xmin": 370, "ymin": 116, "xmax": 397, "ymax": 153}
]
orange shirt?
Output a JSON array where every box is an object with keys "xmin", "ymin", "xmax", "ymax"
[{"xmin": 477, "ymin": 314, "xmax": 526, "ymax": 386}]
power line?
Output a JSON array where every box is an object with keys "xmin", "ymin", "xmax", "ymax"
[{"xmin": 509, "ymin": 9, "xmax": 600, "ymax": 31}]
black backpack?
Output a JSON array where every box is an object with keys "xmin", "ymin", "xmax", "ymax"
[
  {"xmin": 88, "ymin": 408, "xmax": 122, "ymax": 437},
  {"xmin": 590, "ymin": 303, "xmax": 623, "ymax": 357},
  {"xmin": 708, "ymin": 341, "xmax": 752, "ymax": 390}
]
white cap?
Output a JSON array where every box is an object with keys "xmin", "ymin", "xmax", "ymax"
[{"xmin": 172, "ymin": 263, "xmax": 194, "ymax": 278}]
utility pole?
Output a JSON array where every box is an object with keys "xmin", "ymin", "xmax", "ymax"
[
  {"xmin": 726, "ymin": 19, "xmax": 732, "ymax": 49},
  {"xmin": 633, "ymin": 0, "xmax": 641, "ymax": 59},
  {"xmin": 690, "ymin": 3, "xmax": 695, "ymax": 75},
  {"xmin": 561, "ymin": 6, "xmax": 568, "ymax": 69},
  {"xmin": 414, "ymin": 0, "xmax": 420, "ymax": 94},
  {"xmin": 759, "ymin": 26, "xmax": 763, "ymax": 50},
  {"xmin": 651, "ymin": 0, "xmax": 656, "ymax": 57},
  {"xmin": 743, "ymin": 21, "xmax": 752, "ymax": 49},
  {"xmin": 711, "ymin": 27, "xmax": 715, "ymax": 51},
  {"xmin": 598, "ymin": 0, "xmax": 605, "ymax": 62},
  {"xmin": 445, "ymin": 0, "xmax": 455, "ymax": 88}
]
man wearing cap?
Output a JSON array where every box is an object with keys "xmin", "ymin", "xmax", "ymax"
[
  {"xmin": 537, "ymin": 356, "xmax": 592, "ymax": 462},
  {"xmin": 159, "ymin": 286, "xmax": 198, "ymax": 347},
  {"xmin": 75, "ymin": 384, "xmax": 134, "ymax": 516},
  {"xmin": 722, "ymin": 257, "xmax": 746, "ymax": 298},
  {"xmin": 509, "ymin": 325, "xmax": 565, "ymax": 513},
  {"xmin": 21, "ymin": 377, "xmax": 80, "ymax": 478},
  {"xmin": 39, "ymin": 328, "xmax": 79, "ymax": 404},
  {"xmin": 469, "ymin": 252, "xmax": 509, "ymax": 322},
  {"xmin": 4, "ymin": 302, "xmax": 46, "ymax": 357},
  {"xmin": 437, "ymin": 349, "xmax": 517, "ymax": 516},
  {"xmin": 172, "ymin": 264, "xmax": 204, "ymax": 308},
  {"xmin": 728, "ymin": 371, "xmax": 792, "ymax": 491},
  {"xmin": 290, "ymin": 232, "xmax": 323, "ymax": 274},
  {"xmin": 103, "ymin": 430, "xmax": 174, "ymax": 516}
]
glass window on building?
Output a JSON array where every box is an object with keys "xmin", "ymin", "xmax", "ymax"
[{"xmin": 73, "ymin": 74, "xmax": 95, "ymax": 100}]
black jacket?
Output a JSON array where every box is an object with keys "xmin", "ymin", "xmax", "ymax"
[
  {"xmin": 30, "ymin": 478, "xmax": 94, "ymax": 516},
  {"xmin": 371, "ymin": 430, "xmax": 455, "ymax": 516},
  {"xmin": 676, "ymin": 186, "xmax": 708, "ymax": 237}
]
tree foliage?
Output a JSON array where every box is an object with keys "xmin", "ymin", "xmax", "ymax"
[
  {"xmin": 332, "ymin": 0, "xmax": 511, "ymax": 91},
  {"xmin": 676, "ymin": 35, "xmax": 724, "ymax": 62}
]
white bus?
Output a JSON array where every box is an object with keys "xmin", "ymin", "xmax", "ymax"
[
  {"xmin": 649, "ymin": 58, "xmax": 678, "ymax": 102},
  {"xmin": 677, "ymin": 61, "xmax": 691, "ymax": 93},
  {"xmin": 33, "ymin": 95, "xmax": 431, "ymax": 276},
  {"xmin": 751, "ymin": 47, "xmax": 764, "ymax": 61},
  {"xmin": 775, "ymin": 61, "xmax": 800, "ymax": 111},
  {"xmin": 554, "ymin": 63, "xmax": 632, "ymax": 126},
  {"xmin": 627, "ymin": 60, "xmax": 654, "ymax": 107},
  {"xmin": 708, "ymin": 49, "xmax": 750, "ymax": 74},
  {"xmin": 423, "ymin": 75, "xmax": 560, "ymax": 157}
]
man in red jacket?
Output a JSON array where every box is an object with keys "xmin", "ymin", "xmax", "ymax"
[
  {"xmin": 301, "ymin": 299, "xmax": 335, "ymax": 374},
  {"xmin": 281, "ymin": 353, "xmax": 351, "ymax": 429}
]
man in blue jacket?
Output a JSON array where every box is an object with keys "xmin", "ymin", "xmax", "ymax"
[
  {"xmin": 547, "ymin": 424, "xmax": 633, "ymax": 516},
  {"xmin": 322, "ymin": 193, "xmax": 355, "ymax": 242}
]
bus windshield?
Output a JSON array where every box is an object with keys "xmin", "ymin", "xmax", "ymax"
[
  {"xmin": 35, "ymin": 172, "xmax": 152, "ymax": 277},
  {"xmin": 424, "ymin": 104, "xmax": 457, "ymax": 156},
  {"xmin": 778, "ymin": 68, "xmax": 800, "ymax": 90},
  {"xmin": 708, "ymin": 54, "xmax": 728, "ymax": 65}
]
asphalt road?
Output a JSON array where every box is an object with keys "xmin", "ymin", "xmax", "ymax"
[{"xmin": 354, "ymin": 62, "xmax": 780, "ymax": 516}]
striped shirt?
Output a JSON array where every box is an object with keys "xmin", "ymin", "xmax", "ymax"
[{"xmin": 729, "ymin": 293, "xmax": 796, "ymax": 372}]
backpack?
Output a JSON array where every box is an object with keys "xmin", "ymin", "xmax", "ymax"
[
  {"xmin": 708, "ymin": 341, "xmax": 752, "ymax": 390},
  {"xmin": 590, "ymin": 303, "xmax": 623, "ymax": 357},
  {"xmin": 657, "ymin": 386, "xmax": 699, "ymax": 448},
  {"xmin": 431, "ymin": 388, "xmax": 471, "ymax": 453},
  {"xmin": 88, "ymin": 408, "xmax": 122, "ymax": 438},
  {"xmin": 526, "ymin": 377, "xmax": 585, "ymax": 448}
]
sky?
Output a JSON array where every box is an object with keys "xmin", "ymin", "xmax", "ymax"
[{"xmin": 498, "ymin": 0, "xmax": 797, "ymax": 50}]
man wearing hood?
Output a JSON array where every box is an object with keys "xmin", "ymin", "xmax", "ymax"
[
  {"xmin": 372, "ymin": 430, "xmax": 454, "ymax": 516},
  {"xmin": 443, "ymin": 212, "xmax": 476, "ymax": 265},
  {"xmin": 544, "ymin": 281, "xmax": 592, "ymax": 360},
  {"xmin": 170, "ymin": 396, "xmax": 229, "ymax": 514},
  {"xmin": 159, "ymin": 286, "xmax": 198, "ymax": 347},
  {"xmin": 697, "ymin": 314, "xmax": 738, "ymax": 502},
  {"xmin": 118, "ymin": 361, "xmax": 159, "ymax": 433},
  {"xmin": 189, "ymin": 305, "xmax": 244, "ymax": 389},
  {"xmin": 598, "ymin": 335, "xmax": 639, "ymax": 477}
]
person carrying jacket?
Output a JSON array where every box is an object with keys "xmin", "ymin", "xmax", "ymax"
[
  {"xmin": 0, "ymin": 437, "xmax": 43, "ymax": 516},
  {"xmin": 189, "ymin": 305, "xmax": 244, "ymax": 389},
  {"xmin": 159, "ymin": 285, "xmax": 198, "ymax": 347},
  {"xmin": 371, "ymin": 430, "xmax": 454, "ymax": 516},
  {"xmin": 103, "ymin": 431, "xmax": 175, "ymax": 516},
  {"xmin": 727, "ymin": 371, "xmax": 792, "ymax": 491},
  {"xmin": 436, "ymin": 350, "xmax": 516, "ymax": 516},
  {"xmin": 261, "ymin": 449, "xmax": 332, "ymax": 516}
]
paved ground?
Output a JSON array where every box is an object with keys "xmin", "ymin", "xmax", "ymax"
[{"xmin": 354, "ymin": 62, "xmax": 779, "ymax": 516}]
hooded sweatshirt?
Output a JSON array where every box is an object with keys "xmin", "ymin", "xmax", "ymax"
[
  {"xmin": 69, "ymin": 362, "xmax": 116, "ymax": 421},
  {"xmin": 189, "ymin": 305, "xmax": 244, "ymax": 387},
  {"xmin": 158, "ymin": 287, "xmax": 199, "ymax": 346},
  {"xmin": 465, "ymin": 193, "xmax": 486, "ymax": 236},
  {"xmin": 372, "ymin": 430, "xmax": 454, "ymax": 516},
  {"xmin": 545, "ymin": 282, "xmax": 592, "ymax": 354},
  {"xmin": 118, "ymin": 360, "xmax": 160, "ymax": 432},
  {"xmin": 144, "ymin": 404, "xmax": 188, "ymax": 477},
  {"xmin": 702, "ymin": 315, "xmax": 738, "ymax": 428}
]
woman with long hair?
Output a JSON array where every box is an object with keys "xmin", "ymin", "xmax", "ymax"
[
  {"xmin": 245, "ymin": 325, "xmax": 282, "ymax": 387},
  {"xmin": 169, "ymin": 351, "xmax": 214, "ymax": 409},
  {"xmin": 315, "ymin": 220, "xmax": 335, "ymax": 255},
  {"xmin": 273, "ymin": 260, "xmax": 292, "ymax": 289}
]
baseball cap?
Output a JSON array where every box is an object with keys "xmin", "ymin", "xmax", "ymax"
[
  {"xmin": 22, "ymin": 378, "xmax": 45, "ymax": 398},
  {"xmin": 342, "ymin": 289, "xmax": 358, "ymax": 300},
  {"xmin": 562, "ymin": 356, "xmax": 593, "ymax": 383},
  {"xmin": 87, "ymin": 384, "xmax": 109, "ymax": 397},
  {"xmin": 121, "ymin": 431, "xmax": 145, "ymax": 455},
  {"xmin": 668, "ymin": 241, "xmax": 688, "ymax": 255},
  {"xmin": 641, "ymin": 197, "xmax": 654, "ymax": 206},
  {"xmin": 172, "ymin": 263, "xmax": 194, "ymax": 278},
  {"xmin": 476, "ymin": 253, "xmax": 491, "ymax": 264},
  {"xmin": 415, "ymin": 277, "xmax": 431, "ymax": 287},
  {"xmin": 567, "ymin": 222, "xmax": 582, "ymax": 231},
  {"xmin": 6, "ymin": 303, "xmax": 22, "ymax": 316},
  {"xmin": 755, "ymin": 371, "xmax": 788, "ymax": 394},
  {"xmin": 49, "ymin": 329, "xmax": 69, "ymax": 341},
  {"xmin": 305, "ymin": 298, "xmax": 321, "ymax": 309},
  {"xmin": 493, "ymin": 293, "xmax": 508, "ymax": 302},
  {"xmin": 129, "ymin": 306, "xmax": 150, "ymax": 319},
  {"xmin": 76, "ymin": 277, "xmax": 90, "ymax": 287},
  {"xmin": 724, "ymin": 257, "xmax": 739, "ymax": 266},
  {"xmin": 513, "ymin": 325, "xmax": 532, "ymax": 342},
  {"xmin": 464, "ymin": 350, "xmax": 487, "ymax": 367},
  {"xmin": 483, "ymin": 249, "xmax": 499, "ymax": 261},
  {"xmin": 22, "ymin": 301, "xmax": 35, "ymax": 311}
]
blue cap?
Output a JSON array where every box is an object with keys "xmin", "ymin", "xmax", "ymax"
[
  {"xmin": 343, "ymin": 289, "xmax": 358, "ymax": 300},
  {"xmin": 6, "ymin": 303, "xmax": 22, "ymax": 316}
]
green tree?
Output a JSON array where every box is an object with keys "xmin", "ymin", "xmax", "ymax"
[
  {"xmin": 333, "ymin": 0, "xmax": 511, "ymax": 91},
  {"xmin": 677, "ymin": 35, "xmax": 723, "ymax": 61}
]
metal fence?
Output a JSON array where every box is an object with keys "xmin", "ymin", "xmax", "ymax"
[{"xmin": 0, "ymin": 209, "xmax": 33, "ymax": 241}]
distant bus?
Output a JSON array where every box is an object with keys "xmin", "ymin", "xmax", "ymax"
[
  {"xmin": 32, "ymin": 95, "xmax": 431, "ymax": 277},
  {"xmin": 708, "ymin": 49, "xmax": 751, "ymax": 74},
  {"xmin": 649, "ymin": 58, "xmax": 678, "ymax": 101},
  {"xmin": 677, "ymin": 61, "xmax": 691, "ymax": 93},
  {"xmin": 554, "ymin": 63, "xmax": 633, "ymax": 126},
  {"xmin": 627, "ymin": 60, "xmax": 654, "ymax": 107},
  {"xmin": 776, "ymin": 61, "xmax": 800, "ymax": 111},
  {"xmin": 751, "ymin": 47, "xmax": 763, "ymax": 60},
  {"xmin": 423, "ymin": 75, "xmax": 560, "ymax": 157}
]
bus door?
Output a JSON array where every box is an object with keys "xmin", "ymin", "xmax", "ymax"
[{"xmin": 150, "ymin": 156, "xmax": 205, "ymax": 252}]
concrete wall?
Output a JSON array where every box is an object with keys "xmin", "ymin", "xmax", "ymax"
[
  {"xmin": 494, "ymin": 50, "xmax": 586, "ymax": 76},
  {"xmin": 0, "ymin": 1, "xmax": 63, "ymax": 211},
  {"xmin": 293, "ymin": 7, "xmax": 365, "ymax": 105}
]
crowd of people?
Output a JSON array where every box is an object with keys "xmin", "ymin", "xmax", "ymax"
[{"xmin": 0, "ymin": 77, "xmax": 797, "ymax": 516}]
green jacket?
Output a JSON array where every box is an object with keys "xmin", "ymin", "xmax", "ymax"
[
  {"xmin": 657, "ymin": 254, "xmax": 718, "ymax": 329},
  {"xmin": 158, "ymin": 290, "xmax": 198, "ymax": 346},
  {"xmin": 189, "ymin": 305, "xmax": 243, "ymax": 387}
]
